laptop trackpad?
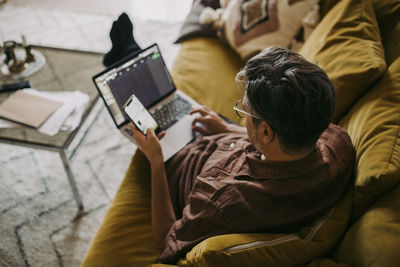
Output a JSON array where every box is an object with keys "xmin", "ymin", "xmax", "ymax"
[{"xmin": 160, "ymin": 113, "xmax": 199, "ymax": 161}]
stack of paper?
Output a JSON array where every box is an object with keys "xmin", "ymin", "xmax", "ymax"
[{"xmin": 0, "ymin": 89, "xmax": 90, "ymax": 136}]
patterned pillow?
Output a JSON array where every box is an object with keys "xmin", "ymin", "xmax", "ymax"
[{"xmin": 210, "ymin": 0, "xmax": 318, "ymax": 60}]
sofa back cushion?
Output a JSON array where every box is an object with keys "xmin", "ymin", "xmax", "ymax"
[
  {"xmin": 299, "ymin": 0, "xmax": 386, "ymax": 122},
  {"xmin": 373, "ymin": 0, "xmax": 400, "ymax": 34},
  {"xmin": 171, "ymin": 37, "xmax": 244, "ymax": 124},
  {"xmin": 339, "ymin": 57, "xmax": 400, "ymax": 219},
  {"xmin": 319, "ymin": 0, "xmax": 400, "ymax": 35},
  {"xmin": 382, "ymin": 24, "xmax": 400, "ymax": 66}
]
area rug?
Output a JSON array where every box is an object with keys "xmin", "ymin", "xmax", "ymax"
[{"xmin": 0, "ymin": 5, "xmax": 183, "ymax": 267}]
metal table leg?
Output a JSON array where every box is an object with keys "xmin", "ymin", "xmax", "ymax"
[{"xmin": 60, "ymin": 149, "xmax": 84, "ymax": 214}]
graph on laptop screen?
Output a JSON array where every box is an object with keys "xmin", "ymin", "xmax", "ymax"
[{"xmin": 94, "ymin": 45, "xmax": 175, "ymax": 127}]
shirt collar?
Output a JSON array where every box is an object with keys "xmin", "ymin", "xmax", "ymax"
[{"xmin": 235, "ymin": 146, "xmax": 323, "ymax": 180}]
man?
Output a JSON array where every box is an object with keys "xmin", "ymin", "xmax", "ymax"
[{"xmin": 131, "ymin": 46, "xmax": 355, "ymax": 263}]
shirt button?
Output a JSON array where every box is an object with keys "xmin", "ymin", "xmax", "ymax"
[{"xmin": 230, "ymin": 142, "xmax": 235, "ymax": 148}]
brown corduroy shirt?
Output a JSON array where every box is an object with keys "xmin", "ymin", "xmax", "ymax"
[{"xmin": 161, "ymin": 123, "xmax": 355, "ymax": 263}]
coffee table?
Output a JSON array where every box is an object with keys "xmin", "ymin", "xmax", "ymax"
[{"xmin": 0, "ymin": 46, "xmax": 104, "ymax": 214}]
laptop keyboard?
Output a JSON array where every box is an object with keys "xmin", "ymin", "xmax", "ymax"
[{"xmin": 151, "ymin": 95, "xmax": 192, "ymax": 130}]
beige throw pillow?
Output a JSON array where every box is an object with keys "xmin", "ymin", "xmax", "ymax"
[{"xmin": 201, "ymin": 0, "xmax": 318, "ymax": 60}]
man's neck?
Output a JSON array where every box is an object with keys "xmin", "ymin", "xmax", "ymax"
[{"xmin": 260, "ymin": 146, "xmax": 314, "ymax": 162}]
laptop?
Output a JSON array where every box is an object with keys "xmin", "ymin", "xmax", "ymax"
[{"xmin": 92, "ymin": 43, "xmax": 200, "ymax": 161}]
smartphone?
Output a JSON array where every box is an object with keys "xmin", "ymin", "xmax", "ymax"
[{"xmin": 123, "ymin": 95, "xmax": 160, "ymax": 135}]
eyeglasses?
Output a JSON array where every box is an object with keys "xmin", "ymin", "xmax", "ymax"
[{"xmin": 233, "ymin": 99, "xmax": 261, "ymax": 119}]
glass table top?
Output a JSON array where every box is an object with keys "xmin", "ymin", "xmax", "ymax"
[{"xmin": 0, "ymin": 47, "xmax": 104, "ymax": 149}]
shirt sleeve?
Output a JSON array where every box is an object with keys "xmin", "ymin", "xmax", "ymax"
[{"xmin": 159, "ymin": 177, "xmax": 232, "ymax": 264}]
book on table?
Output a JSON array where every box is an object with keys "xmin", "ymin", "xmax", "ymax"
[{"xmin": 0, "ymin": 90, "xmax": 62, "ymax": 128}]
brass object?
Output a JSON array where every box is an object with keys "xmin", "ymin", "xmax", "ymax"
[
  {"xmin": 4, "ymin": 40, "xmax": 27, "ymax": 74},
  {"xmin": 24, "ymin": 45, "xmax": 35, "ymax": 63},
  {"xmin": 1, "ymin": 36, "xmax": 39, "ymax": 75},
  {"xmin": 22, "ymin": 35, "xmax": 35, "ymax": 63}
]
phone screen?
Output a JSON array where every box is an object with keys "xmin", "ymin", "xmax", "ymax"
[{"xmin": 123, "ymin": 95, "xmax": 159, "ymax": 135}]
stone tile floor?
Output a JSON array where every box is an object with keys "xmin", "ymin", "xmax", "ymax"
[{"xmin": 0, "ymin": 1, "xmax": 189, "ymax": 266}]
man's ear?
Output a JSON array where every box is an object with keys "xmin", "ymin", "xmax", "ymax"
[{"xmin": 258, "ymin": 121, "xmax": 274, "ymax": 144}]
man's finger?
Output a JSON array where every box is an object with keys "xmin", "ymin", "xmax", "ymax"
[
  {"xmin": 157, "ymin": 131, "xmax": 166, "ymax": 140},
  {"xmin": 192, "ymin": 116, "xmax": 208, "ymax": 126},
  {"xmin": 130, "ymin": 124, "xmax": 147, "ymax": 148},
  {"xmin": 190, "ymin": 106, "xmax": 209, "ymax": 116},
  {"xmin": 146, "ymin": 128, "xmax": 157, "ymax": 139},
  {"xmin": 130, "ymin": 124, "xmax": 143, "ymax": 138},
  {"xmin": 192, "ymin": 124, "xmax": 209, "ymax": 135}
]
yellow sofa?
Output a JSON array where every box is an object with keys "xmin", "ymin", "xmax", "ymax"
[{"xmin": 82, "ymin": 0, "xmax": 400, "ymax": 266}]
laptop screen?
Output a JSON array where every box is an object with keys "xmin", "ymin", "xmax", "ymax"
[{"xmin": 93, "ymin": 44, "xmax": 175, "ymax": 128}]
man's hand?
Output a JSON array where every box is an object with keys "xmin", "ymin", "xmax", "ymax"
[
  {"xmin": 190, "ymin": 106, "xmax": 230, "ymax": 135},
  {"xmin": 130, "ymin": 124, "xmax": 166, "ymax": 164},
  {"xmin": 190, "ymin": 106, "xmax": 247, "ymax": 135}
]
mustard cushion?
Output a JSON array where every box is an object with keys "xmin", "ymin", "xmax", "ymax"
[
  {"xmin": 318, "ymin": 0, "xmax": 340, "ymax": 18},
  {"xmin": 372, "ymin": 0, "xmax": 400, "ymax": 34},
  {"xmin": 81, "ymin": 151, "xmax": 159, "ymax": 267},
  {"xmin": 175, "ymin": 186, "xmax": 352, "ymax": 267},
  {"xmin": 339, "ymin": 57, "xmax": 400, "ymax": 219},
  {"xmin": 171, "ymin": 37, "xmax": 244, "ymax": 124},
  {"xmin": 319, "ymin": 0, "xmax": 400, "ymax": 34},
  {"xmin": 307, "ymin": 258, "xmax": 351, "ymax": 267},
  {"xmin": 382, "ymin": 24, "xmax": 400, "ymax": 66},
  {"xmin": 147, "ymin": 265, "xmax": 176, "ymax": 267},
  {"xmin": 299, "ymin": 0, "xmax": 386, "ymax": 122},
  {"xmin": 333, "ymin": 183, "xmax": 400, "ymax": 266}
]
